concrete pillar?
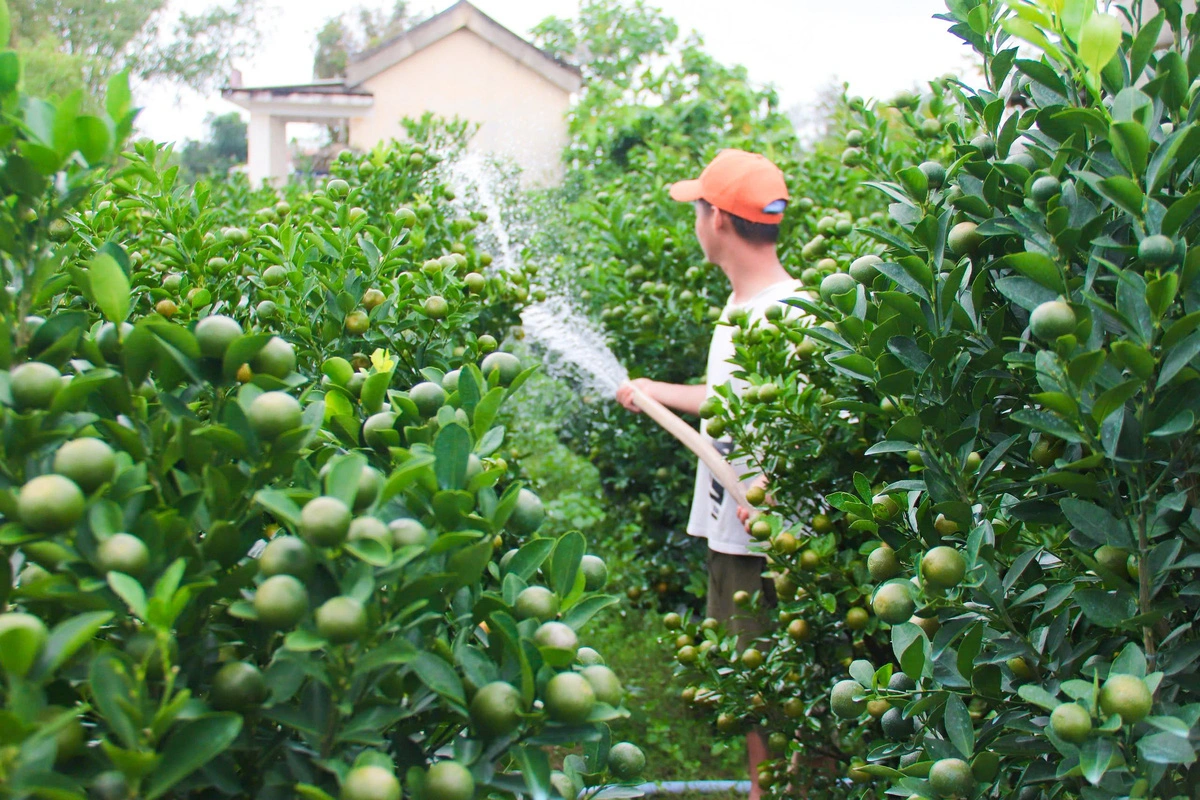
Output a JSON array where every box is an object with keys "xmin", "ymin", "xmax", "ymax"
[
  {"xmin": 246, "ymin": 111, "xmax": 290, "ymax": 188},
  {"xmin": 268, "ymin": 116, "xmax": 289, "ymax": 187}
]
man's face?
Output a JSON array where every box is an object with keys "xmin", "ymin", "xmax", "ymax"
[{"xmin": 693, "ymin": 202, "xmax": 718, "ymax": 263}]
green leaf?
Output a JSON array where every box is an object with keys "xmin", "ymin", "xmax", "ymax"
[
  {"xmin": 1068, "ymin": 350, "xmax": 1106, "ymax": 386},
  {"xmin": 1145, "ymin": 273, "xmax": 1178, "ymax": 320},
  {"xmin": 52, "ymin": 90, "xmax": 81, "ymax": 157},
  {"xmin": 88, "ymin": 253, "xmax": 130, "ymax": 323},
  {"xmin": 359, "ymin": 369, "xmax": 392, "ymax": 415},
  {"xmin": 1061, "ymin": 499, "xmax": 1131, "ymax": 549},
  {"xmin": 826, "ymin": 352, "xmax": 875, "ymax": 380},
  {"xmin": 75, "ymin": 116, "xmax": 111, "ymax": 165},
  {"xmin": 144, "ymin": 714, "xmax": 242, "ymax": 799},
  {"xmin": 1143, "ymin": 715, "xmax": 1192, "ymax": 737},
  {"xmin": 943, "ymin": 693, "xmax": 975, "ymax": 758},
  {"xmin": 996, "ymin": 276, "xmax": 1058, "ymax": 312},
  {"xmin": 1078, "ymin": 13, "xmax": 1122, "ymax": 73},
  {"xmin": 1157, "ymin": 331, "xmax": 1200, "ymax": 388},
  {"xmin": 1002, "ymin": 252, "xmax": 1065, "ymax": 292},
  {"xmin": 380, "ymin": 454, "xmax": 435, "ymax": 502},
  {"xmin": 1110, "ymin": 121, "xmax": 1150, "ymax": 177},
  {"xmin": 1150, "ymin": 410, "xmax": 1193, "ymax": 437},
  {"xmin": 514, "ymin": 746, "xmax": 552, "ymax": 800},
  {"xmin": 357, "ymin": 639, "xmax": 417, "ymax": 673},
  {"xmin": 1154, "ymin": 51, "xmax": 1191, "ymax": 111},
  {"xmin": 411, "ymin": 652, "xmax": 464, "ymax": 704},
  {"xmin": 447, "ymin": 538, "xmax": 493, "ymax": 587},
  {"xmin": 0, "ymin": 617, "xmax": 43, "ymax": 677},
  {"xmin": 1060, "ymin": 0, "xmax": 1093, "ymax": 41},
  {"xmin": 563, "ymin": 594, "xmax": 620, "ymax": 630},
  {"xmin": 1017, "ymin": 684, "xmax": 1061, "ymax": 711},
  {"xmin": 1110, "ymin": 340, "xmax": 1155, "ymax": 380},
  {"xmin": 1014, "ymin": 58, "xmax": 1067, "ymax": 96},
  {"xmin": 284, "ymin": 629, "xmax": 327, "ymax": 652},
  {"xmin": 506, "ymin": 538, "xmax": 555, "ymax": 581},
  {"xmin": 90, "ymin": 652, "xmax": 139, "ymax": 747},
  {"xmin": 107, "ymin": 572, "xmax": 147, "ymax": 619},
  {"xmin": 254, "ymin": 489, "xmax": 302, "ymax": 529},
  {"xmin": 1092, "ymin": 379, "xmax": 1142, "ymax": 424},
  {"xmin": 956, "ymin": 623, "xmax": 984, "ymax": 682},
  {"xmin": 1031, "ymin": 391, "xmax": 1078, "ymax": 418},
  {"xmin": 891, "ymin": 623, "xmax": 927, "ymax": 680},
  {"xmin": 434, "ymin": 423, "xmax": 472, "ymax": 490},
  {"xmin": 221, "ymin": 334, "xmax": 272, "ymax": 381},
  {"xmin": 325, "ymin": 452, "xmax": 366, "ymax": 508},
  {"xmin": 105, "ymin": 71, "xmax": 132, "ymax": 126},
  {"xmin": 0, "ymin": 51, "xmax": 18, "ymax": 95},
  {"xmin": 35, "ymin": 611, "xmax": 114, "ymax": 677},
  {"xmin": 551, "ymin": 531, "xmax": 586, "ymax": 597},
  {"xmin": 1130, "ymin": 12, "xmax": 1165, "ymax": 78},
  {"xmin": 1137, "ymin": 731, "xmax": 1196, "ymax": 765},
  {"xmin": 1162, "ymin": 190, "xmax": 1200, "ymax": 237},
  {"xmin": 345, "ymin": 537, "xmax": 391, "ymax": 567},
  {"xmin": 296, "ymin": 785, "xmax": 338, "ymax": 800},
  {"xmin": 896, "ymin": 166, "xmax": 928, "ymax": 201},
  {"xmin": 1075, "ymin": 589, "xmax": 1137, "ymax": 627},
  {"xmin": 1000, "ymin": 17, "xmax": 1064, "ymax": 61},
  {"xmin": 431, "ymin": 490, "xmax": 473, "ymax": 530},
  {"xmin": 1111, "ymin": 642, "xmax": 1147, "ymax": 677},
  {"xmin": 0, "ymin": 2, "xmax": 9, "ymax": 52},
  {"xmin": 1011, "ymin": 409, "xmax": 1083, "ymax": 443},
  {"xmin": 1079, "ymin": 737, "xmax": 1116, "ymax": 784},
  {"xmin": 1097, "ymin": 176, "xmax": 1145, "ymax": 218}
]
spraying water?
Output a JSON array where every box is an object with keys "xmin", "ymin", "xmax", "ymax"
[
  {"xmin": 520, "ymin": 298, "xmax": 629, "ymax": 397},
  {"xmin": 446, "ymin": 152, "xmax": 629, "ymax": 398},
  {"xmin": 442, "ymin": 149, "xmax": 750, "ymax": 504}
]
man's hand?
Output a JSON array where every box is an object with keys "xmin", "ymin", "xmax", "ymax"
[
  {"xmin": 616, "ymin": 378, "xmax": 657, "ymax": 413},
  {"xmin": 737, "ymin": 475, "xmax": 774, "ymax": 532}
]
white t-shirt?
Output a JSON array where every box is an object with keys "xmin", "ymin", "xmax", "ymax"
[{"xmin": 687, "ymin": 279, "xmax": 804, "ymax": 557}]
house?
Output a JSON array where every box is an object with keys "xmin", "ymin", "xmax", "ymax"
[{"xmin": 222, "ymin": 1, "xmax": 582, "ymax": 187}]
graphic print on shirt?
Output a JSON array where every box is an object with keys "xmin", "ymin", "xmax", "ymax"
[{"xmin": 708, "ymin": 438, "xmax": 735, "ymax": 521}]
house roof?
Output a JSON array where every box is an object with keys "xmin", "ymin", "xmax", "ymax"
[
  {"xmin": 346, "ymin": 0, "xmax": 582, "ymax": 94},
  {"xmin": 226, "ymin": 79, "xmax": 372, "ymax": 97}
]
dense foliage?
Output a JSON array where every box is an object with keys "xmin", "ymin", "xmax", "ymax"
[
  {"xmin": 0, "ymin": 14, "xmax": 645, "ymax": 799},
  {"xmin": 8, "ymin": 0, "xmax": 261, "ymax": 98},
  {"xmin": 660, "ymin": 2, "xmax": 1200, "ymax": 798}
]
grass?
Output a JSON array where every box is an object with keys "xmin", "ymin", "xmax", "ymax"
[
  {"xmin": 584, "ymin": 604, "xmax": 746, "ymax": 782},
  {"xmin": 501, "ymin": 365, "xmax": 746, "ymax": 782}
]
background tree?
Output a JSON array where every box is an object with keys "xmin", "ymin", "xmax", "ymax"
[
  {"xmin": 313, "ymin": 1, "xmax": 415, "ymax": 80},
  {"xmin": 178, "ymin": 112, "xmax": 249, "ymax": 179},
  {"xmin": 312, "ymin": 2, "xmax": 418, "ymax": 145},
  {"xmin": 7, "ymin": 0, "xmax": 261, "ymax": 99}
]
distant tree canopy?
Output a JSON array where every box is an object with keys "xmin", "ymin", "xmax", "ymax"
[
  {"xmin": 530, "ymin": 0, "xmax": 794, "ymax": 178},
  {"xmin": 179, "ymin": 112, "xmax": 248, "ymax": 179},
  {"xmin": 313, "ymin": 1, "xmax": 418, "ymax": 80},
  {"xmin": 8, "ymin": 0, "xmax": 261, "ymax": 100}
]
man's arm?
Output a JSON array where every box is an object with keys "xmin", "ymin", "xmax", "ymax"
[{"xmin": 616, "ymin": 378, "xmax": 708, "ymax": 416}]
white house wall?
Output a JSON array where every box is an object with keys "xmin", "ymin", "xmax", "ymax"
[{"xmin": 348, "ymin": 28, "xmax": 572, "ymax": 186}]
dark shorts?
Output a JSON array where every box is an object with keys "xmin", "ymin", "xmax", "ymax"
[{"xmin": 706, "ymin": 549, "xmax": 777, "ymax": 649}]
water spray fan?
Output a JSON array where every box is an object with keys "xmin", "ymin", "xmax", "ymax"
[{"xmin": 619, "ymin": 381, "xmax": 749, "ymax": 509}]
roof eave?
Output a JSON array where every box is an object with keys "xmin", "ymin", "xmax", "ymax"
[{"xmin": 346, "ymin": 0, "xmax": 581, "ymax": 94}]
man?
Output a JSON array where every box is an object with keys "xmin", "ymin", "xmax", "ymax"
[{"xmin": 615, "ymin": 148, "xmax": 798, "ymax": 800}]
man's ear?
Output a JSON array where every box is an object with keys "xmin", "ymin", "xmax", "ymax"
[{"xmin": 709, "ymin": 207, "xmax": 729, "ymax": 232}]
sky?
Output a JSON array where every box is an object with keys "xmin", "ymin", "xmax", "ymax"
[{"xmin": 135, "ymin": 0, "xmax": 979, "ymax": 146}]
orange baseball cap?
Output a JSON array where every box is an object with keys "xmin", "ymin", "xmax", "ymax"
[{"xmin": 669, "ymin": 149, "xmax": 789, "ymax": 224}]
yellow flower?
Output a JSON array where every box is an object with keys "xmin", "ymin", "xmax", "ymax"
[{"xmin": 370, "ymin": 348, "xmax": 394, "ymax": 373}]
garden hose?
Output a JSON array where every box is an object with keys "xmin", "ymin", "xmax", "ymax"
[{"xmin": 620, "ymin": 381, "xmax": 749, "ymax": 509}]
